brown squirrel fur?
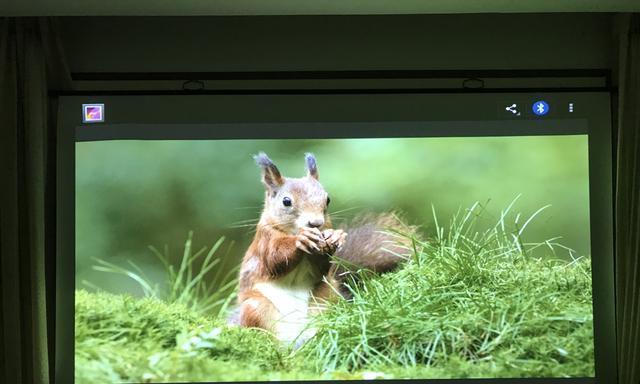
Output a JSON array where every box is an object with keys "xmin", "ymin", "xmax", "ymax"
[{"xmin": 237, "ymin": 152, "xmax": 414, "ymax": 344}]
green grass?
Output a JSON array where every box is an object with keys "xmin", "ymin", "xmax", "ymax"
[
  {"xmin": 88, "ymin": 231, "xmax": 238, "ymax": 317},
  {"xmin": 76, "ymin": 202, "xmax": 594, "ymax": 382}
]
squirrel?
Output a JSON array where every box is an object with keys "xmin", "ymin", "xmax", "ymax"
[{"xmin": 237, "ymin": 152, "xmax": 414, "ymax": 345}]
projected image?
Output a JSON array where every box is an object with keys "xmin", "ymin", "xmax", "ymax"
[{"xmin": 74, "ymin": 135, "xmax": 594, "ymax": 382}]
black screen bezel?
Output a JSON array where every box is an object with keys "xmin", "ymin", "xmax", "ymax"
[{"xmin": 57, "ymin": 89, "xmax": 616, "ymax": 384}]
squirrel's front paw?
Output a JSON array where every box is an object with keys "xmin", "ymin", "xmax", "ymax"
[
  {"xmin": 296, "ymin": 228, "xmax": 325, "ymax": 254},
  {"xmin": 322, "ymin": 229, "xmax": 347, "ymax": 254}
]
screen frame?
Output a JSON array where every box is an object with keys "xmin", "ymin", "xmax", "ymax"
[{"xmin": 57, "ymin": 89, "xmax": 616, "ymax": 384}]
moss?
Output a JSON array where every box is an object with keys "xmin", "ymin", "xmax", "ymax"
[{"xmin": 75, "ymin": 290, "xmax": 293, "ymax": 382}]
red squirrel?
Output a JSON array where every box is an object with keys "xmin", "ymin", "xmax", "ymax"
[{"xmin": 237, "ymin": 152, "xmax": 413, "ymax": 344}]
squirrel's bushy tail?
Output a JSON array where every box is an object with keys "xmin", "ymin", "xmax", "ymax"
[{"xmin": 334, "ymin": 212, "xmax": 416, "ymax": 273}]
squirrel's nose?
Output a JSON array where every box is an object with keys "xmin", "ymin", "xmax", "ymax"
[{"xmin": 307, "ymin": 218, "xmax": 324, "ymax": 228}]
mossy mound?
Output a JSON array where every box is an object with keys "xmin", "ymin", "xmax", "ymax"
[{"xmin": 75, "ymin": 290, "xmax": 300, "ymax": 382}]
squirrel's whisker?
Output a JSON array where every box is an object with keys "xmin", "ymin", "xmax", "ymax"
[{"xmin": 329, "ymin": 206, "xmax": 363, "ymax": 215}]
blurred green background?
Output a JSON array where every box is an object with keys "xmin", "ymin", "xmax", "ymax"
[{"xmin": 76, "ymin": 135, "xmax": 590, "ymax": 295}]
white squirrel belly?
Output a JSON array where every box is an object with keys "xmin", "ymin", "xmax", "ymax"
[{"xmin": 254, "ymin": 257, "xmax": 318, "ymax": 344}]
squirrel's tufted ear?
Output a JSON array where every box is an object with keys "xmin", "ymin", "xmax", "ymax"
[
  {"xmin": 254, "ymin": 152, "xmax": 284, "ymax": 191},
  {"xmin": 305, "ymin": 153, "xmax": 319, "ymax": 180}
]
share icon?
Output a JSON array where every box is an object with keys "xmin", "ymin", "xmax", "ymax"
[{"xmin": 505, "ymin": 103, "xmax": 520, "ymax": 116}]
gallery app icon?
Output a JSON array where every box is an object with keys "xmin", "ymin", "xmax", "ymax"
[
  {"xmin": 82, "ymin": 104, "xmax": 104, "ymax": 123},
  {"xmin": 532, "ymin": 100, "xmax": 549, "ymax": 116}
]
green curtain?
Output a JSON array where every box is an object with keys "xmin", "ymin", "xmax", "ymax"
[
  {"xmin": 0, "ymin": 18, "xmax": 70, "ymax": 384},
  {"xmin": 616, "ymin": 13, "xmax": 640, "ymax": 384}
]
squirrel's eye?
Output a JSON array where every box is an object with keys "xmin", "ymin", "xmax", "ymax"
[
  {"xmin": 282, "ymin": 197, "xmax": 292, "ymax": 207},
  {"xmin": 326, "ymin": 196, "xmax": 331, "ymax": 206}
]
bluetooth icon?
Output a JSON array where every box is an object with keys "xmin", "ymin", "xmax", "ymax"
[{"xmin": 532, "ymin": 100, "xmax": 549, "ymax": 116}]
